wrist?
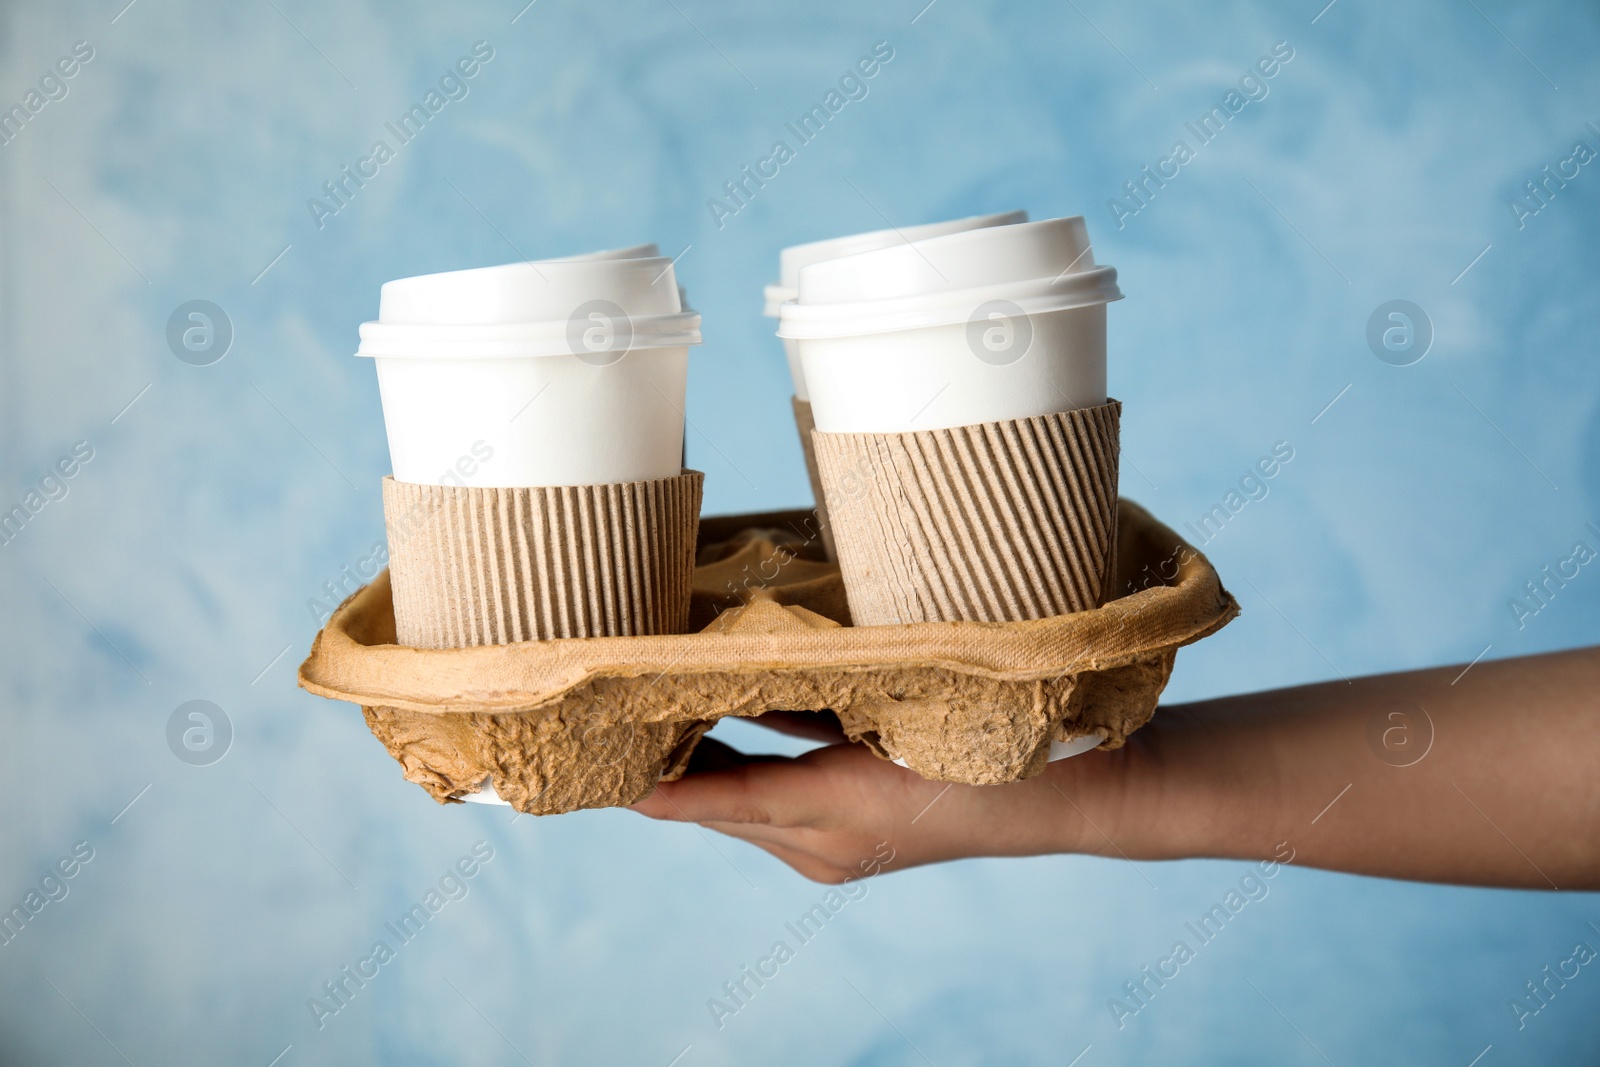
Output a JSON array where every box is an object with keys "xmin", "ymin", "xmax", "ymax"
[
  {"xmin": 1152, "ymin": 700, "xmax": 1298, "ymax": 862},
  {"xmin": 1039, "ymin": 733, "xmax": 1149, "ymax": 859},
  {"xmin": 1053, "ymin": 701, "xmax": 1291, "ymax": 865}
]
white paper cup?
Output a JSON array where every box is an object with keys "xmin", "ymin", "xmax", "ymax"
[
  {"xmin": 359, "ymin": 254, "xmax": 700, "ymax": 488},
  {"xmin": 763, "ymin": 211, "xmax": 1026, "ymax": 400},
  {"xmin": 778, "ymin": 216, "xmax": 1121, "ymax": 433}
]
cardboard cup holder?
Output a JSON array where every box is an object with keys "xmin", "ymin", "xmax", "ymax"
[{"xmin": 300, "ymin": 485, "xmax": 1239, "ymax": 815}]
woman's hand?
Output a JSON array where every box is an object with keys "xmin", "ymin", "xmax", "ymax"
[
  {"xmin": 630, "ymin": 712, "xmax": 1140, "ymax": 883},
  {"xmin": 631, "ymin": 647, "xmax": 1600, "ymax": 889}
]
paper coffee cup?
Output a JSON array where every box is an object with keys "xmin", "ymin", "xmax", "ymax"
[
  {"xmin": 762, "ymin": 210, "xmax": 1026, "ymax": 399},
  {"xmin": 358, "ymin": 253, "xmax": 700, "ymax": 488},
  {"xmin": 778, "ymin": 216, "xmax": 1121, "ymax": 433},
  {"xmin": 367, "ymin": 249, "xmax": 704, "ymax": 695},
  {"xmin": 795, "ymin": 217, "xmax": 1125, "ymax": 629}
]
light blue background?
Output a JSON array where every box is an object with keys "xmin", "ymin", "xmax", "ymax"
[{"xmin": 2, "ymin": 0, "xmax": 1598, "ymax": 1063}]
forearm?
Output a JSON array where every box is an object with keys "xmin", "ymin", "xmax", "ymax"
[{"xmin": 1067, "ymin": 645, "xmax": 1600, "ymax": 889}]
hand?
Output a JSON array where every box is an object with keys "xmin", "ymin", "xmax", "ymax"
[
  {"xmin": 630, "ymin": 647, "xmax": 1600, "ymax": 890},
  {"xmin": 629, "ymin": 712, "xmax": 1135, "ymax": 883}
]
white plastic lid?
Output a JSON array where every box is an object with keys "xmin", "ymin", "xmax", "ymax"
[
  {"xmin": 356, "ymin": 314, "xmax": 702, "ymax": 359},
  {"xmin": 762, "ymin": 210, "xmax": 1026, "ymax": 317},
  {"xmin": 545, "ymin": 242, "xmax": 660, "ymax": 262},
  {"xmin": 359, "ymin": 254, "xmax": 701, "ymax": 358},
  {"xmin": 776, "ymin": 273, "xmax": 1118, "ymax": 340},
  {"xmin": 777, "ymin": 216, "xmax": 1122, "ymax": 340},
  {"xmin": 762, "ymin": 283, "xmax": 796, "ymax": 320},
  {"xmin": 377, "ymin": 256, "xmax": 683, "ymax": 324},
  {"xmin": 798, "ymin": 216, "xmax": 1095, "ymax": 303},
  {"xmin": 534, "ymin": 244, "xmax": 690, "ymax": 312}
]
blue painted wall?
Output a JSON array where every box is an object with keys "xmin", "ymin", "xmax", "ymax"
[{"xmin": 1, "ymin": 0, "xmax": 1596, "ymax": 1062}]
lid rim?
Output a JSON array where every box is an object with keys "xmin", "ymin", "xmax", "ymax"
[
  {"xmin": 762, "ymin": 283, "xmax": 797, "ymax": 318},
  {"xmin": 357, "ymin": 311, "xmax": 702, "ymax": 359},
  {"xmin": 378, "ymin": 256, "xmax": 685, "ymax": 325},
  {"xmin": 777, "ymin": 269, "xmax": 1121, "ymax": 340},
  {"xmin": 355, "ymin": 342, "xmax": 701, "ymax": 360},
  {"xmin": 778, "ymin": 210, "xmax": 1029, "ymax": 288}
]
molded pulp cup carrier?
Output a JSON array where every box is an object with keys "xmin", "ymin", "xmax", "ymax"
[
  {"xmin": 298, "ymin": 501, "xmax": 1241, "ymax": 814},
  {"xmin": 762, "ymin": 211, "xmax": 1027, "ymax": 400},
  {"xmin": 358, "ymin": 247, "xmax": 701, "ymax": 488},
  {"xmin": 778, "ymin": 215, "xmax": 1121, "ymax": 433}
]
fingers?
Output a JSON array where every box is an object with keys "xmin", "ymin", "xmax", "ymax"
[
  {"xmin": 699, "ymin": 818, "xmax": 835, "ymax": 854},
  {"xmin": 633, "ymin": 755, "xmax": 826, "ymax": 828},
  {"xmin": 638, "ymin": 742, "xmax": 920, "ymax": 880},
  {"xmin": 740, "ymin": 838, "xmax": 854, "ymax": 884},
  {"xmin": 701, "ymin": 819, "xmax": 889, "ymax": 881},
  {"xmin": 633, "ymin": 735, "xmax": 1042, "ymax": 881},
  {"xmin": 680, "ymin": 736, "xmax": 785, "ymax": 774},
  {"xmin": 633, "ymin": 738, "xmax": 907, "ymax": 828},
  {"xmin": 633, "ymin": 761, "xmax": 866, "ymax": 882},
  {"xmin": 630, "ymin": 737, "xmax": 782, "ymax": 821},
  {"xmin": 635, "ymin": 739, "xmax": 924, "ymax": 824},
  {"xmin": 631, "ymin": 780, "xmax": 853, "ymax": 883}
]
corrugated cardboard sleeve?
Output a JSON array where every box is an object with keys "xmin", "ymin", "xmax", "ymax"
[
  {"xmin": 812, "ymin": 402, "xmax": 1121, "ymax": 627},
  {"xmin": 382, "ymin": 471, "xmax": 703, "ymax": 649},
  {"xmin": 300, "ymin": 499, "xmax": 1238, "ymax": 815},
  {"xmin": 791, "ymin": 397, "xmax": 838, "ymax": 562}
]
